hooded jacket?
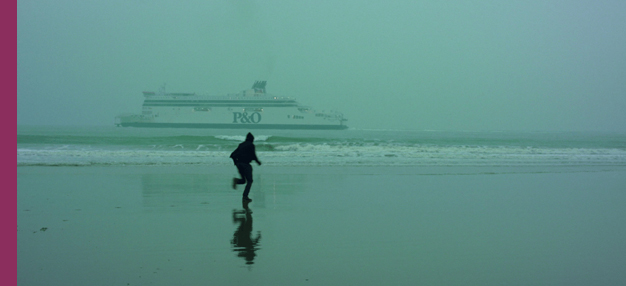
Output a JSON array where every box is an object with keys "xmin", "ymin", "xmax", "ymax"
[{"xmin": 230, "ymin": 133, "xmax": 260, "ymax": 165}]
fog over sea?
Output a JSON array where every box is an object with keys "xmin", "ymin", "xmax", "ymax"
[{"xmin": 17, "ymin": 126, "xmax": 626, "ymax": 167}]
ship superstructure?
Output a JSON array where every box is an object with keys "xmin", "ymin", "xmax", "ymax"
[{"xmin": 115, "ymin": 81, "xmax": 348, "ymax": 129}]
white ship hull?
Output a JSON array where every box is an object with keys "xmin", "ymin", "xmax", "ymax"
[{"xmin": 115, "ymin": 81, "xmax": 348, "ymax": 130}]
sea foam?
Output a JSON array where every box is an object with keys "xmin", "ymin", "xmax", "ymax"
[{"xmin": 17, "ymin": 144, "xmax": 626, "ymax": 167}]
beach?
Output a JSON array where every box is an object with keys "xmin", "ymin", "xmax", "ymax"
[{"xmin": 17, "ymin": 165, "xmax": 626, "ymax": 285}]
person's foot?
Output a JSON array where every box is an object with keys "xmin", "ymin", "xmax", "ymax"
[
  {"xmin": 242, "ymin": 197, "xmax": 252, "ymax": 202},
  {"xmin": 232, "ymin": 178, "xmax": 237, "ymax": 190}
]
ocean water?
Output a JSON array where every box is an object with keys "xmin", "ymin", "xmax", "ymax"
[{"xmin": 17, "ymin": 126, "xmax": 626, "ymax": 167}]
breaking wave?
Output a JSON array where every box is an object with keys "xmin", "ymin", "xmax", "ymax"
[
  {"xmin": 17, "ymin": 144, "xmax": 626, "ymax": 167},
  {"xmin": 17, "ymin": 127, "xmax": 626, "ymax": 167}
]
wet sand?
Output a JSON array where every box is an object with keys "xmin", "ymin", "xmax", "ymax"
[{"xmin": 17, "ymin": 165, "xmax": 626, "ymax": 285}]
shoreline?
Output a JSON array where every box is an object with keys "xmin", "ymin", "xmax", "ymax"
[
  {"xmin": 17, "ymin": 163, "xmax": 626, "ymax": 175},
  {"xmin": 18, "ymin": 165, "xmax": 626, "ymax": 285}
]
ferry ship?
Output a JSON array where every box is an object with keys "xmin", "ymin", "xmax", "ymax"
[{"xmin": 115, "ymin": 81, "xmax": 348, "ymax": 130}]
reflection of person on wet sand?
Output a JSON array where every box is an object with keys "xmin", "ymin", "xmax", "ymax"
[{"xmin": 231, "ymin": 201, "xmax": 261, "ymax": 265}]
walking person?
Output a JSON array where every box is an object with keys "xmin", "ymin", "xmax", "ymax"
[{"xmin": 230, "ymin": 132, "xmax": 262, "ymax": 202}]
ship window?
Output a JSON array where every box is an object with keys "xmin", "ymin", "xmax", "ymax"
[{"xmin": 298, "ymin": 107, "xmax": 313, "ymax": 113}]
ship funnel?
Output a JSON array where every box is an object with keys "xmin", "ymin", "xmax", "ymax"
[{"xmin": 252, "ymin": 81, "xmax": 267, "ymax": 94}]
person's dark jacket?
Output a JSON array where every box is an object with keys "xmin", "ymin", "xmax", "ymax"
[{"xmin": 230, "ymin": 133, "xmax": 261, "ymax": 165}]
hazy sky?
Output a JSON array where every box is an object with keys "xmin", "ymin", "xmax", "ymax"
[{"xmin": 17, "ymin": 0, "xmax": 626, "ymax": 132}]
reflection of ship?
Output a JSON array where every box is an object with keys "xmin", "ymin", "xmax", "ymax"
[
  {"xmin": 140, "ymin": 174, "xmax": 215, "ymax": 211},
  {"xmin": 115, "ymin": 81, "xmax": 348, "ymax": 130}
]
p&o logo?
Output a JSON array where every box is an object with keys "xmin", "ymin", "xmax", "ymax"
[{"xmin": 233, "ymin": 112, "xmax": 262, "ymax": 124}]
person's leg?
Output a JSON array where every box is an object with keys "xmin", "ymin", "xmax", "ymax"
[
  {"xmin": 241, "ymin": 164, "xmax": 254, "ymax": 199},
  {"xmin": 235, "ymin": 163, "xmax": 247, "ymax": 185}
]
